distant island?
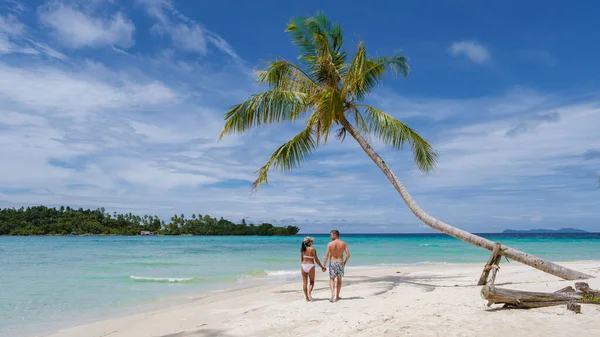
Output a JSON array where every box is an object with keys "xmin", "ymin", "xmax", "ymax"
[
  {"xmin": 502, "ymin": 228, "xmax": 589, "ymax": 234},
  {"xmin": 0, "ymin": 206, "xmax": 299, "ymax": 236}
]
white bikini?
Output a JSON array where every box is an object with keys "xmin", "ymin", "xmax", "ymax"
[{"xmin": 301, "ymin": 255, "xmax": 315, "ymax": 273}]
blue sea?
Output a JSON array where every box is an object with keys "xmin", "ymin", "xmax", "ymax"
[{"xmin": 1, "ymin": 233, "xmax": 600, "ymax": 337}]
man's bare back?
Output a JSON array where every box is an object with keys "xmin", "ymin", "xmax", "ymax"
[{"xmin": 327, "ymin": 239, "xmax": 348, "ymax": 263}]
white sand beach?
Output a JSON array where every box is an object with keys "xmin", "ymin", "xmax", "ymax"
[{"xmin": 39, "ymin": 261, "xmax": 600, "ymax": 337}]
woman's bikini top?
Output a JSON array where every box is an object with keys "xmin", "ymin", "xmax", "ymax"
[{"xmin": 303, "ymin": 255, "xmax": 315, "ymax": 259}]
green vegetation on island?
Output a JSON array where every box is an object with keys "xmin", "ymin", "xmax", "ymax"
[{"xmin": 0, "ymin": 206, "xmax": 299, "ymax": 236}]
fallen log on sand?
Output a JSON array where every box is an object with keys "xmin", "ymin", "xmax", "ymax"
[{"xmin": 481, "ymin": 282, "xmax": 600, "ymax": 311}]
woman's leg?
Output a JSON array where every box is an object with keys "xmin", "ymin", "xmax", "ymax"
[
  {"xmin": 301, "ymin": 268, "xmax": 309, "ymax": 301},
  {"xmin": 308, "ymin": 266, "xmax": 316, "ymax": 301}
]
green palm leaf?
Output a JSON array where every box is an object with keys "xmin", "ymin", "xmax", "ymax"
[
  {"xmin": 355, "ymin": 104, "xmax": 438, "ymax": 172},
  {"xmin": 220, "ymin": 90, "xmax": 309, "ymax": 138},
  {"xmin": 256, "ymin": 59, "xmax": 319, "ymax": 92},
  {"xmin": 344, "ymin": 43, "xmax": 410, "ymax": 101},
  {"xmin": 252, "ymin": 126, "xmax": 318, "ymax": 191},
  {"xmin": 285, "ymin": 11, "xmax": 346, "ymax": 86}
]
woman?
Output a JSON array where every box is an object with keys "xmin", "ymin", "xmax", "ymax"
[{"xmin": 300, "ymin": 236, "xmax": 326, "ymax": 302}]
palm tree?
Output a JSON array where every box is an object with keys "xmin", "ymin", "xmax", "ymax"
[{"xmin": 220, "ymin": 13, "xmax": 590, "ymax": 281}]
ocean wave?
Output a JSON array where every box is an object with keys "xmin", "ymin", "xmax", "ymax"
[
  {"xmin": 258, "ymin": 257, "xmax": 297, "ymax": 263},
  {"xmin": 239, "ymin": 270, "xmax": 269, "ymax": 278},
  {"xmin": 419, "ymin": 243, "xmax": 440, "ymax": 247},
  {"xmin": 129, "ymin": 275, "xmax": 208, "ymax": 283},
  {"xmin": 235, "ymin": 269, "xmax": 300, "ymax": 281},
  {"xmin": 124, "ymin": 261, "xmax": 187, "ymax": 267},
  {"xmin": 265, "ymin": 270, "xmax": 298, "ymax": 277}
]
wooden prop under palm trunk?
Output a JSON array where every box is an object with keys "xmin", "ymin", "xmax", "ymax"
[{"xmin": 480, "ymin": 266, "xmax": 600, "ymax": 312}]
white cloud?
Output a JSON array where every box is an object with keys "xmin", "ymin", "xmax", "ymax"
[
  {"xmin": 137, "ymin": 0, "xmax": 240, "ymax": 60},
  {"xmin": 1, "ymin": 0, "xmax": 26, "ymax": 14},
  {"xmin": 410, "ymin": 102, "xmax": 600, "ymax": 190},
  {"xmin": 0, "ymin": 13, "xmax": 32, "ymax": 54},
  {"xmin": 0, "ymin": 12, "xmax": 67, "ymax": 59},
  {"xmin": 151, "ymin": 20, "xmax": 206, "ymax": 53},
  {"xmin": 449, "ymin": 40, "xmax": 490, "ymax": 64},
  {"xmin": 0, "ymin": 62, "xmax": 176, "ymax": 115},
  {"xmin": 0, "ymin": 12, "xmax": 25, "ymax": 36},
  {"xmin": 0, "ymin": 52, "xmax": 262, "ymax": 216},
  {"xmin": 38, "ymin": 2, "xmax": 135, "ymax": 49}
]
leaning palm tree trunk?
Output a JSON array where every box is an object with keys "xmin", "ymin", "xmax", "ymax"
[{"xmin": 340, "ymin": 117, "xmax": 592, "ymax": 281}]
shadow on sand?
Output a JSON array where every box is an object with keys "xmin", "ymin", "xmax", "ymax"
[
  {"xmin": 160, "ymin": 329, "xmax": 234, "ymax": 337},
  {"xmin": 276, "ymin": 273, "xmax": 459, "ymax": 298},
  {"xmin": 309, "ymin": 296, "xmax": 365, "ymax": 302}
]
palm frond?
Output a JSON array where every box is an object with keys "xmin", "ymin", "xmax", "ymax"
[
  {"xmin": 357, "ymin": 104, "xmax": 437, "ymax": 172},
  {"xmin": 285, "ymin": 12, "xmax": 346, "ymax": 86},
  {"xmin": 312, "ymin": 12, "xmax": 345, "ymax": 63},
  {"xmin": 310, "ymin": 87, "xmax": 344, "ymax": 143},
  {"xmin": 252, "ymin": 126, "xmax": 317, "ymax": 191},
  {"xmin": 348, "ymin": 105, "xmax": 368, "ymax": 134},
  {"xmin": 343, "ymin": 41, "xmax": 367, "ymax": 97},
  {"xmin": 334, "ymin": 126, "xmax": 347, "ymax": 142},
  {"xmin": 285, "ymin": 16, "xmax": 316, "ymax": 62},
  {"xmin": 220, "ymin": 90, "xmax": 308, "ymax": 138},
  {"xmin": 344, "ymin": 48, "xmax": 410, "ymax": 101},
  {"xmin": 255, "ymin": 59, "xmax": 320, "ymax": 93}
]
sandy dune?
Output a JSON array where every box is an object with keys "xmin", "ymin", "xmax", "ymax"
[{"xmin": 40, "ymin": 261, "xmax": 600, "ymax": 337}]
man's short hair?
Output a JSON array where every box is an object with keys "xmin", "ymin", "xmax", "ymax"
[{"xmin": 330, "ymin": 229, "xmax": 340, "ymax": 236}]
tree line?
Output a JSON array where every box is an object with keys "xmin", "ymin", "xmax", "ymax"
[{"xmin": 0, "ymin": 206, "xmax": 299, "ymax": 236}]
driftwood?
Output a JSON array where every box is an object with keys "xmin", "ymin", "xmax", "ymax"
[
  {"xmin": 567, "ymin": 302, "xmax": 581, "ymax": 314},
  {"xmin": 575, "ymin": 282, "xmax": 600, "ymax": 296},
  {"xmin": 477, "ymin": 243, "xmax": 502, "ymax": 286},
  {"xmin": 486, "ymin": 264, "xmax": 500, "ymax": 286},
  {"xmin": 554, "ymin": 286, "xmax": 575, "ymax": 294},
  {"xmin": 481, "ymin": 282, "xmax": 600, "ymax": 311}
]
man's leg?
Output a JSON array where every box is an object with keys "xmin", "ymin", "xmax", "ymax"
[
  {"xmin": 329, "ymin": 276, "xmax": 335, "ymax": 302},
  {"xmin": 336, "ymin": 277, "xmax": 342, "ymax": 300}
]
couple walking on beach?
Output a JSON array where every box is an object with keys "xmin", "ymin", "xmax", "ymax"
[{"xmin": 300, "ymin": 230, "xmax": 350, "ymax": 302}]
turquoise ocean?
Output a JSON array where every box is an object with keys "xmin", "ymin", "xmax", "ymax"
[{"xmin": 1, "ymin": 233, "xmax": 600, "ymax": 337}]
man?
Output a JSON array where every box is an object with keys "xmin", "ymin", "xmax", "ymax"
[{"xmin": 323, "ymin": 229, "xmax": 350, "ymax": 302}]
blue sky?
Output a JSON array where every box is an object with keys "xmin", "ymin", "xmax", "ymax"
[{"xmin": 0, "ymin": 0, "xmax": 599, "ymax": 233}]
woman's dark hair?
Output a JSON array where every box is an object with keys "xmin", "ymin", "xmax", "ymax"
[{"xmin": 301, "ymin": 237, "xmax": 313, "ymax": 252}]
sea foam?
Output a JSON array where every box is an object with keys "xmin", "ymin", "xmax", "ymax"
[{"xmin": 129, "ymin": 275, "xmax": 203, "ymax": 283}]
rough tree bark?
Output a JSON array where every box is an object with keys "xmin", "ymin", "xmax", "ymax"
[
  {"xmin": 339, "ymin": 117, "xmax": 592, "ymax": 281},
  {"xmin": 481, "ymin": 282, "xmax": 600, "ymax": 309},
  {"xmin": 477, "ymin": 242, "xmax": 502, "ymax": 285}
]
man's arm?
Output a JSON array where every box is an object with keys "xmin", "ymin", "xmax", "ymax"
[
  {"xmin": 343, "ymin": 244, "xmax": 350, "ymax": 266},
  {"xmin": 323, "ymin": 243, "xmax": 331, "ymax": 265},
  {"xmin": 314, "ymin": 249, "xmax": 326, "ymax": 271}
]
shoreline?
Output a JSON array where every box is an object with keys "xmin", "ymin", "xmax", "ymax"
[
  {"xmin": 23, "ymin": 261, "xmax": 451, "ymax": 337},
  {"xmin": 34, "ymin": 260, "xmax": 600, "ymax": 337},
  {"xmin": 20, "ymin": 268, "xmax": 300, "ymax": 337},
  {"xmin": 4, "ymin": 231, "xmax": 599, "ymax": 237}
]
